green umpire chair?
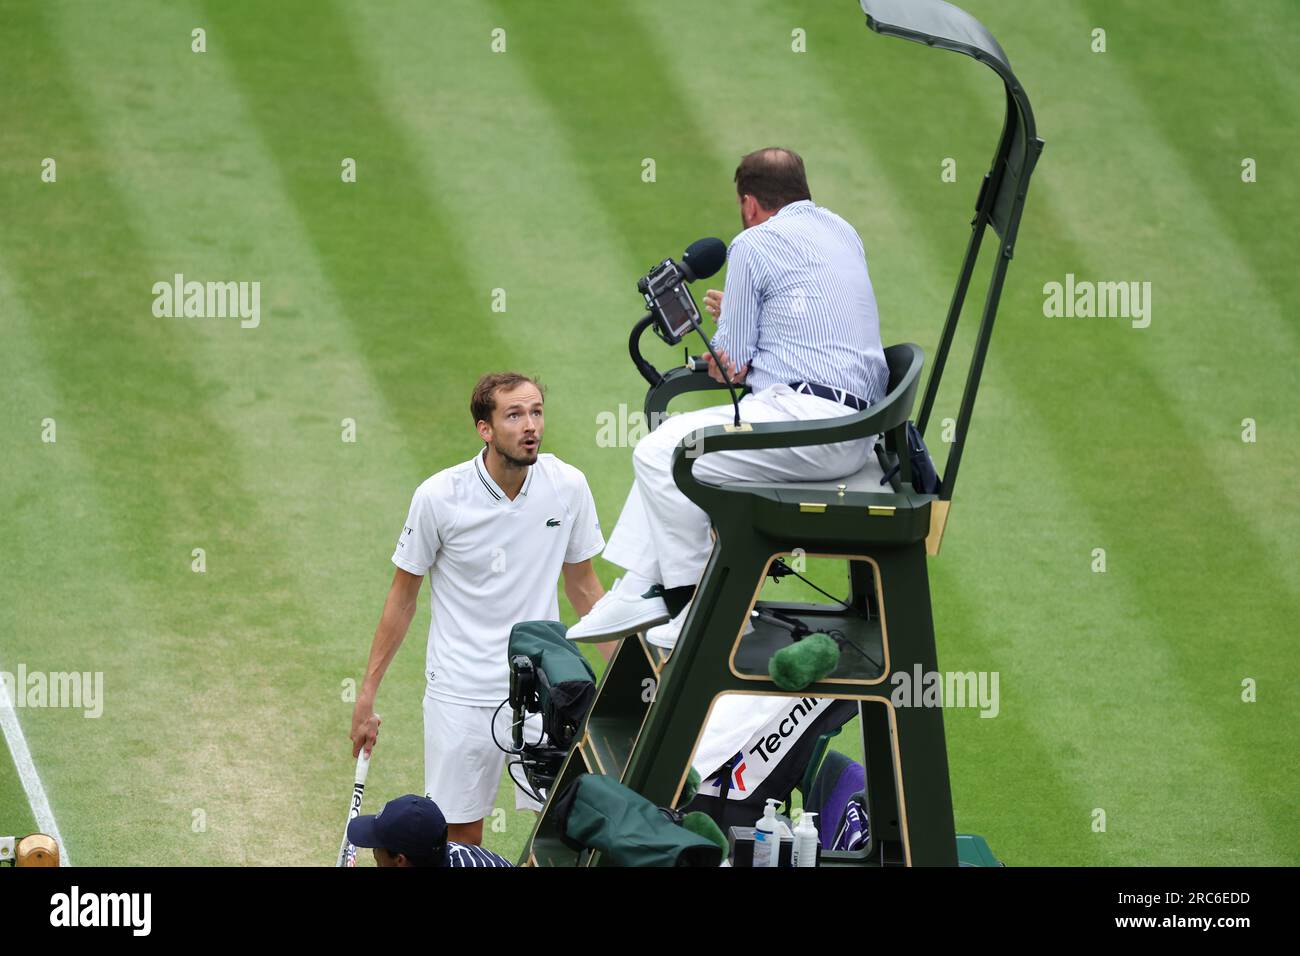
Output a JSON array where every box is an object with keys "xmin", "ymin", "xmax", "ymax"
[
  {"xmin": 523, "ymin": 0, "xmax": 1041, "ymax": 867},
  {"xmin": 529, "ymin": 343, "xmax": 954, "ymax": 866}
]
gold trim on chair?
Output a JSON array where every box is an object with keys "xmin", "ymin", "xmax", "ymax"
[{"xmin": 925, "ymin": 500, "xmax": 950, "ymax": 556}]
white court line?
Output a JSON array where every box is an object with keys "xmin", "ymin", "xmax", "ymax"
[{"xmin": 0, "ymin": 675, "xmax": 72, "ymax": 866}]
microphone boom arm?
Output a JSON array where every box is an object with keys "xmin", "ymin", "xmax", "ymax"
[
  {"xmin": 629, "ymin": 313, "xmax": 663, "ymax": 387},
  {"xmin": 630, "ymin": 311, "xmax": 743, "ymax": 427}
]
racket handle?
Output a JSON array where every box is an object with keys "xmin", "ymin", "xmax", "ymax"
[
  {"xmin": 337, "ymin": 749, "xmax": 373, "ymax": 867},
  {"xmin": 353, "ymin": 749, "xmax": 371, "ymax": 786}
]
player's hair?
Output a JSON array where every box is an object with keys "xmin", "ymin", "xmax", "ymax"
[
  {"xmin": 734, "ymin": 147, "xmax": 812, "ymax": 211},
  {"xmin": 471, "ymin": 372, "xmax": 545, "ymax": 430}
]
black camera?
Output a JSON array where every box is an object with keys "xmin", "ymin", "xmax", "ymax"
[
  {"xmin": 508, "ymin": 653, "xmax": 589, "ymax": 753},
  {"xmin": 507, "ymin": 654, "xmax": 568, "ymax": 796},
  {"xmin": 503, "ymin": 624, "xmax": 598, "ymax": 800}
]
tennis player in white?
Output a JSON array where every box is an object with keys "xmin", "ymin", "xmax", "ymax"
[{"xmin": 349, "ymin": 372, "xmax": 607, "ymax": 847}]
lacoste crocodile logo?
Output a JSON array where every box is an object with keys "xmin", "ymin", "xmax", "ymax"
[{"xmin": 546, "ymin": 518, "xmax": 562, "ymax": 527}]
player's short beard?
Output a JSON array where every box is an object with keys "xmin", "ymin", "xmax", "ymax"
[{"xmin": 493, "ymin": 435, "xmax": 538, "ymax": 469}]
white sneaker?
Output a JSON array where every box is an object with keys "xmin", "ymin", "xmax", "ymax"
[
  {"xmin": 566, "ymin": 577, "xmax": 670, "ymax": 643},
  {"xmin": 645, "ymin": 602, "xmax": 755, "ymax": 650},
  {"xmin": 645, "ymin": 604, "xmax": 688, "ymax": 650}
]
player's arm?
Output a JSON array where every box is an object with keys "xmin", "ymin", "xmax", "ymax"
[
  {"xmin": 562, "ymin": 559, "xmax": 614, "ymax": 661},
  {"xmin": 350, "ymin": 567, "xmax": 424, "ymax": 757},
  {"xmin": 562, "ymin": 558, "xmax": 603, "ymax": 617}
]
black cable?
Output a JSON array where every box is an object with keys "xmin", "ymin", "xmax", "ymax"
[
  {"xmin": 496, "ymin": 694, "xmax": 559, "ymax": 806},
  {"xmin": 490, "ymin": 697, "xmax": 546, "ymax": 755},
  {"xmin": 507, "ymin": 759, "xmax": 549, "ymax": 807},
  {"xmin": 759, "ymin": 564, "xmax": 883, "ymax": 671},
  {"xmin": 514, "ymin": 764, "xmax": 546, "ymax": 806},
  {"xmin": 754, "ymin": 605, "xmax": 812, "ymax": 639},
  {"xmin": 490, "ymin": 698, "xmax": 520, "ymax": 756},
  {"xmin": 688, "ymin": 315, "xmax": 743, "ymax": 428},
  {"xmin": 771, "ymin": 559, "xmax": 866, "ymax": 620},
  {"xmin": 826, "ymin": 627, "xmax": 883, "ymax": 673}
]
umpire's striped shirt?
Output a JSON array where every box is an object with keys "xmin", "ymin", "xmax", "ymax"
[
  {"xmin": 712, "ymin": 200, "xmax": 889, "ymax": 405},
  {"xmin": 446, "ymin": 842, "xmax": 514, "ymax": 867}
]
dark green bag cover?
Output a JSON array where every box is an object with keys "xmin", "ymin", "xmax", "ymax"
[
  {"xmin": 508, "ymin": 620, "xmax": 596, "ymax": 746},
  {"xmin": 553, "ymin": 773, "xmax": 723, "ymax": 867}
]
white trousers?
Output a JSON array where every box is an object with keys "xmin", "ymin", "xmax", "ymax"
[{"xmin": 601, "ymin": 384, "xmax": 873, "ymax": 589}]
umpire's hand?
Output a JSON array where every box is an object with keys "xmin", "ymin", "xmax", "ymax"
[
  {"xmin": 703, "ymin": 288, "xmax": 723, "ymax": 319},
  {"xmin": 701, "ymin": 348, "xmax": 748, "ymax": 386}
]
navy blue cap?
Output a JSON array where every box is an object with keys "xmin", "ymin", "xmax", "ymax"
[{"xmin": 347, "ymin": 794, "xmax": 448, "ymax": 865}]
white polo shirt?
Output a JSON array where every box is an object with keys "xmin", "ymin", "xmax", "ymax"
[{"xmin": 392, "ymin": 450, "xmax": 604, "ymax": 706}]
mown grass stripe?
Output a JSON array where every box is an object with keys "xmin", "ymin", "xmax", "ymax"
[{"xmin": 787, "ymin": 0, "xmax": 1299, "ymax": 860}]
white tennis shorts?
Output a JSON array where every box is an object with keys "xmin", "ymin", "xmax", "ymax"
[{"xmin": 423, "ymin": 694, "xmax": 545, "ymax": 824}]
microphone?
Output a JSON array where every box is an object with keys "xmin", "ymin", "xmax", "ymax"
[
  {"xmin": 678, "ymin": 236, "xmax": 741, "ymax": 426},
  {"xmin": 680, "ymin": 237, "xmax": 726, "ymax": 282},
  {"xmin": 768, "ymin": 632, "xmax": 841, "ymax": 691}
]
